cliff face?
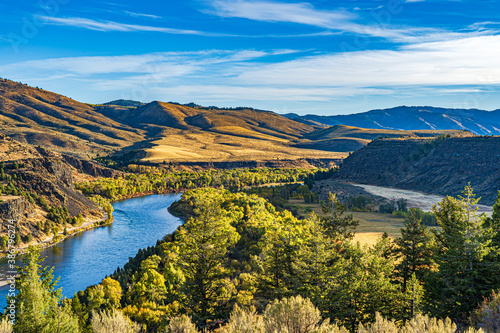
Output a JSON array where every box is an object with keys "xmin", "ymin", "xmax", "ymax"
[
  {"xmin": 336, "ymin": 137, "xmax": 500, "ymax": 205},
  {"xmin": 0, "ymin": 196, "xmax": 35, "ymax": 221},
  {"xmin": 0, "ymin": 135, "xmax": 107, "ymax": 243}
]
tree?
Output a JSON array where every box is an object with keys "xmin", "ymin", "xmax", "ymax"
[
  {"xmin": 426, "ymin": 185, "xmax": 500, "ymax": 323},
  {"xmin": 325, "ymin": 241, "xmax": 401, "ymax": 332},
  {"xmin": 129, "ymin": 255, "xmax": 167, "ymax": 304},
  {"xmin": 175, "ymin": 195, "xmax": 240, "ymax": 328},
  {"xmin": 258, "ymin": 218, "xmax": 300, "ymax": 301},
  {"xmin": 394, "ymin": 208, "xmax": 434, "ymax": 293},
  {"xmin": 486, "ymin": 190, "xmax": 500, "ymax": 251},
  {"xmin": 321, "ymin": 192, "xmax": 359, "ymax": 241},
  {"xmin": 14, "ymin": 246, "xmax": 80, "ymax": 332},
  {"xmin": 295, "ymin": 213, "xmax": 342, "ymax": 313}
]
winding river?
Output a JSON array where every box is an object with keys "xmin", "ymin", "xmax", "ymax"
[{"xmin": 0, "ymin": 193, "xmax": 183, "ymax": 308}]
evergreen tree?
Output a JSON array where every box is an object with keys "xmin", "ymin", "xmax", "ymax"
[
  {"xmin": 325, "ymin": 241, "xmax": 400, "ymax": 332},
  {"xmin": 486, "ymin": 190, "xmax": 500, "ymax": 250},
  {"xmin": 321, "ymin": 192, "xmax": 359, "ymax": 242},
  {"xmin": 13, "ymin": 246, "xmax": 80, "ymax": 332},
  {"xmin": 394, "ymin": 208, "xmax": 435, "ymax": 292},
  {"xmin": 295, "ymin": 213, "xmax": 342, "ymax": 313},
  {"xmin": 426, "ymin": 185, "xmax": 500, "ymax": 323},
  {"xmin": 175, "ymin": 196, "xmax": 240, "ymax": 328},
  {"xmin": 258, "ymin": 218, "xmax": 300, "ymax": 301}
]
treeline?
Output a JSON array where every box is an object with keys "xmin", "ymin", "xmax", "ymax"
[
  {"xmin": 76, "ymin": 167, "xmax": 332, "ymax": 201},
  {"xmin": 9, "ymin": 185, "xmax": 498, "ymax": 332},
  {"xmin": 379, "ymin": 198, "xmax": 437, "ymax": 226}
]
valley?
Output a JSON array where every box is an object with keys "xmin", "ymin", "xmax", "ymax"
[{"xmin": 0, "ymin": 80, "xmax": 499, "ymax": 333}]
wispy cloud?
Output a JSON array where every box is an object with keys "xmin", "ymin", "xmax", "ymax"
[
  {"xmin": 206, "ymin": 0, "xmax": 498, "ymax": 43},
  {"xmin": 39, "ymin": 16, "xmax": 231, "ymax": 36},
  {"xmin": 39, "ymin": 15, "xmax": 339, "ymax": 38},
  {"xmin": 124, "ymin": 11, "xmax": 161, "ymax": 19},
  {"xmin": 208, "ymin": 0, "xmax": 355, "ymax": 29},
  {"xmin": 3, "ymin": 34, "xmax": 500, "ymax": 107}
]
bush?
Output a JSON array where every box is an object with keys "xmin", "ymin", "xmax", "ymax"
[
  {"xmin": 91, "ymin": 309, "xmax": 140, "ymax": 333},
  {"xmin": 263, "ymin": 295, "xmax": 348, "ymax": 333},
  {"xmin": 359, "ymin": 312, "xmax": 484, "ymax": 333},
  {"xmin": 0, "ymin": 318, "xmax": 13, "ymax": 333},
  {"xmin": 471, "ymin": 290, "xmax": 500, "ymax": 333},
  {"xmin": 358, "ymin": 313, "xmax": 398, "ymax": 333},
  {"xmin": 166, "ymin": 315, "xmax": 198, "ymax": 333},
  {"xmin": 221, "ymin": 305, "xmax": 264, "ymax": 333}
]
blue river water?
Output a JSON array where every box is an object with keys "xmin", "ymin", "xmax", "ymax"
[{"xmin": 0, "ymin": 193, "xmax": 183, "ymax": 308}]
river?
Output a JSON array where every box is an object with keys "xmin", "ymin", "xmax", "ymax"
[
  {"xmin": 350, "ymin": 183, "xmax": 493, "ymax": 215},
  {"xmin": 0, "ymin": 193, "xmax": 183, "ymax": 308}
]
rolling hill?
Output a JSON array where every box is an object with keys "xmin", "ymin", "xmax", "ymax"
[
  {"xmin": 284, "ymin": 106, "xmax": 500, "ymax": 135},
  {"xmin": 0, "ymin": 79, "xmax": 145, "ymax": 158},
  {"xmin": 0, "ymin": 79, "xmax": 476, "ymax": 164}
]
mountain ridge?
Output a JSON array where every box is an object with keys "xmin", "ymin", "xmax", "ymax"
[{"xmin": 284, "ymin": 106, "xmax": 500, "ymax": 135}]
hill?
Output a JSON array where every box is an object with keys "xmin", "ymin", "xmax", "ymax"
[
  {"xmin": 335, "ymin": 136, "xmax": 500, "ymax": 205},
  {"xmin": 296, "ymin": 125, "xmax": 471, "ymax": 152},
  {"xmin": 0, "ymin": 79, "xmax": 479, "ymax": 164},
  {"xmin": 0, "ymin": 134, "xmax": 120, "ymax": 246},
  {"xmin": 284, "ymin": 106, "xmax": 500, "ymax": 135},
  {"xmin": 0, "ymin": 79, "xmax": 145, "ymax": 159}
]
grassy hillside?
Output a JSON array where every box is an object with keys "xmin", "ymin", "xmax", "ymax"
[
  {"xmin": 0, "ymin": 79, "xmax": 145, "ymax": 158},
  {"xmin": 0, "ymin": 79, "xmax": 476, "ymax": 164}
]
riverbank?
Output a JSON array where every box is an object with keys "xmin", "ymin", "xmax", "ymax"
[{"xmin": 0, "ymin": 193, "xmax": 183, "ymax": 305}]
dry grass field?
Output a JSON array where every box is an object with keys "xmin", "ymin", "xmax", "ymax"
[{"xmin": 289, "ymin": 199, "xmax": 406, "ymax": 246}]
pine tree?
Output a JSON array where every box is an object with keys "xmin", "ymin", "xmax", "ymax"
[
  {"xmin": 14, "ymin": 246, "xmax": 80, "ymax": 332},
  {"xmin": 321, "ymin": 192, "xmax": 359, "ymax": 242},
  {"xmin": 325, "ymin": 241, "xmax": 400, "ymax": 332},
  {"xmin": 294, "ymin": 213, "xmax": 342, "ymax": 313},
  {"xmin": 175, "ymin": 195, "xmax": 240, "ymax": 328},
  {"xmin": 394, "ymin": 208, "xmax": 435, "ymax": 292},
  {"xmin": 426, "ymin": 185, "xmax": 500, "ymax": 323},
  {"xmin": 486, "ymin": 190, "xmax": 500, "ymax": 250},
  {"xmin": 258, "ymin": 218, "xmax": 300, "ymax": 301}
]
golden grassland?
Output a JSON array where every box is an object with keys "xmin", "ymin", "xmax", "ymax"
[{"xmin": 288, "ymin": 199, "xmax": 407, "ymax": 246}]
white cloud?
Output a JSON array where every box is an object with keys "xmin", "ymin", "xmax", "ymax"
[
  {"xmin": 124, "ymin": 11, "xmax": 161, "ymax": 19},
  {"xmin": 3, "ymin": 35, "xmax": 500, "ymax": 106},
  {"xmin": 39, "ymin": 16, "xmax": 230, "ymax": 36},
  {"xmin": 206, "ymin": 0, "xmax": 498, "ymax": 43},
  {"xmin": 236, "ymin": 35, "xmax": 500, "ymax": 88},
  {"xmin": 208, "ymin": 0, "xmax": 355, "ymax": 29}
]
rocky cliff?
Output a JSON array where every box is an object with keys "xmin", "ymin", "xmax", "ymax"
[
  {"xmin": 0, "ymin": 135, "xmax": 109, "ymax": 244},
  {"xmin": 335, "ymin": 137, "xmax": 500, "ymax": 205}
]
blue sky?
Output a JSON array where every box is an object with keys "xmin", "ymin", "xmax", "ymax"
[{"xmin": 1, "ymin": 0, "xmax": 500, "ymax": 115}]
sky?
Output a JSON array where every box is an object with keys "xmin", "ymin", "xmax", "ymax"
[{"xmin": 1, "ymin": 0, "xmax": 500, "ymax": 115}]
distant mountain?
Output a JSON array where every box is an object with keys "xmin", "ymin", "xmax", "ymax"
[
  {"xmin": 284, "ymin": 106, "xmax": 500, "ymax": 135},
  {"xmin": 103, "ymin": 99, "xmax": 145, "ymax": 107}
]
